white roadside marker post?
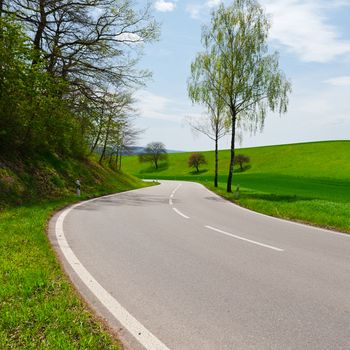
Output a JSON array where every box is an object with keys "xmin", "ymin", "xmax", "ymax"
[
  {"xmin": 76, "ymin": 179, "xmax": 81, "ymax": 197},
  {"xmin": 234, "ymin": 184, "xmax": 240, "ymax": 200}
]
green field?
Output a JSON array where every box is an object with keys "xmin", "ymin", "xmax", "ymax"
[{"xmin": 123, "ymin": 140, "xmax": 350, "ymax": 232}]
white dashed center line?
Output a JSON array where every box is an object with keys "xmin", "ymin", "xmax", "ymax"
[
  {"xmin": 173, "ymin": 207, "xmax": 190, "ymax": 219},
  {"xmin": 205, "ymin": 225, "xmax": 284, "ymax": 252},
  {"xmin": 169, "ymin": 184, "xmax": 182, "ymax": 206}
]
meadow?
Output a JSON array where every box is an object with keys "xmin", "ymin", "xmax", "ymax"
[{"xmin": 123, "ymin": 141, "xmax": 350, "ymax": 233}]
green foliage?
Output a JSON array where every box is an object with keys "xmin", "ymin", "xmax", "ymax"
[
  {"xmin": 1, "ymin": 1, "xmax": 160, "ymax": 164},
  {"xmin": 0, "ymin": 16, "xmax": 84, "ymax": 156},
  {"xmin": 122, "ymin": 141, "xmax": 350, "ymax": 232}
]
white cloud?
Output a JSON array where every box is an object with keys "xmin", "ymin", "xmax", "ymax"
[
  {"xmin": 325, "ymin": 76, "xmax": 350, "ymax": 86},
  {"xmin": 186, "ymin": 4, "xmax": 201, "ymax": 19},
  {"xmin": 186, "ymin": 0, "xmax": 222, "ymax": 19},
  {"xmin": 186, "ymin": 0, "xmax": 350, "ymax": 62},
  {"xmin": 154, "ymin": 0, "xmax": 176, "ymax": 12},
  {"xmin": 241, "ymin": 82, "xmax": 350, "ymax": 148},
  {"xmin": 136, "ymin": 91, "xmax": 202, "ymax": 122},
  {"xmin": 207, "ymin": 0, "xmax": 221, "ymax": 8},
  {"xmin": 262, "ymin": 0, "xmax": 350, "ymax": 62},
  {"xmin": 115, "ymin": 32, "xmax": 142, "ymax": 42}
]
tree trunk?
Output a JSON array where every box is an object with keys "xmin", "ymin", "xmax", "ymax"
[
  {"xmin": 0, "ymin": 0, "xmax": 4, "ymax": 18},
  {"xmin": 119, "ymin": 152, "xmax": 122, "ymax": 170},
  {"xmin": 227, "ymin": 114, "xmax": 237, "ymax": 193},
  {"xmin": 90, "ymin": 112, "xmax": 105, "ymax": 155},
  {"xmin": 115, "ymin": 149, "xmax": 119, "ymax": 168},
  {"xmin": 90, "ymin": 126, "xmax": 102, "ymax": 155},
  {"xmin": 214, "ymin": 130, "xmax": 219, "ymax": 188},
  {"xmin": 99, "ymin": 116, "xmax": 111, "ymax": 164},
  {"xmin": 32, "ymin": 0, "xmax": 46, "ymax": 66},
  {"xmin": 196, "ymin": 165, "xmax": 199, "ymax": 173}
]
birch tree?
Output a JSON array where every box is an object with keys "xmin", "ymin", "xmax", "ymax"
[
  {"xmin": 201, "ymin": 0, "xmax": 291, "ymax": 192},
  {"xmin": 188, "ymin": 51, "xmax": 229, "ymax": 188}
]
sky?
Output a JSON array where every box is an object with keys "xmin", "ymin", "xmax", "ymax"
[{"xmin": 134, "ymin": 0, "xmax": 350, "ymax": 151}]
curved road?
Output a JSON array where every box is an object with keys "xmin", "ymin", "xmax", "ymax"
[{"xmin": 49, "ymin": 181, "xmax": 350, "ymax": 350}]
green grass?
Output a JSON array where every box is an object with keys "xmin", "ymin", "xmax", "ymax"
[
  {"xmin": 0, "ymin": 156, "xmax": 151, "ymax": 349},
  {"xmin": 123, "ymin": 140, "xmax": 350, "ymax": 232}
]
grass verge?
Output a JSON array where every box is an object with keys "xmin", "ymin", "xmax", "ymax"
[
  {"xmin": 206, "ymin": 182, "xmax": 350, "ymax": 233},
  {"xmin": 0, "ymin": 171, "xmax": 151, "ymax": 349}
]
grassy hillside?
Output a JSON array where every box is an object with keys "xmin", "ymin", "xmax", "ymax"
[
  {"xmin": 0, "ymin": 153, "xmax": 145, "ymax": 208},
  {"xmin": 0, "ymin": 155, "xmax": 150, "ymax": 349},
  {"xmin": 123, "ymin": 140, "xmax": 350, "ymax": 232}
]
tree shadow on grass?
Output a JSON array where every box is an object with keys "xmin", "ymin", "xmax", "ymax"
[
  {"xmin": 189, "ymin": 169, "xmax": 208, "ymax": 175},
  {"xmin": 139, "ymin": 162, "xmax": 169, "ymax": 174},
  {"xmin": 234, "ymin": 165, "xmax": 251, "ymax": 173},
  {"xmin": 241, "ymin": 192, "xmax": 316, "ymax": 203},
  {"xmin": 75, "ymin": 192, "xmax": 170, "ymax": 210}
]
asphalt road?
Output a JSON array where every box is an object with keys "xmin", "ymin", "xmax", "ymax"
[{"xmin": 50, "ymin": 180, "xmax": 350, "ymax": 350}]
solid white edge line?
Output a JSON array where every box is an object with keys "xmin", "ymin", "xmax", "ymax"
[
  {"xmin": 205, "ymin": 225, "xmax": 284, "ymax": 252},
  {"xmin": 55, "ymin": 199, "xmax": 170, "ymax": 350},
  {"xmin": 173, "ymin": 207, "xmax": 190, "ymax": 219}
]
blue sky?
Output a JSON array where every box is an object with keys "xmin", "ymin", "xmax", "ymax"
[{"xmin": 134, "ymin": 0, "xmax": 350, "ymax": 151}]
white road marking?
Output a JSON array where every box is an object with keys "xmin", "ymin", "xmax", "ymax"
[
  {"xmin": 169, "ymin": 184, "xmax": 182, "ymax": 206},
  {"xmin": 172, "ymin": 184, "xmax": 182, "ymax": 196},
  {"xmin": 205, "ymin": 225, "xmax": 284, "ymax": 252},
  {"xmin": 173, "ymin": 207, "xmax": 190, "ymax": 219},
  {"xmin": 194, "ymin": 182, "xmax": 349, "ymax": 239},
  {"xmin": 55, "ymin": 199, "xmax": 170, "ymax": 350}
]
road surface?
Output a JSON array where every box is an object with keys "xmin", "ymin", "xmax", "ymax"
[{"xmin": 49, "ymin": 181, "xmax": 350, "ymax": 350}]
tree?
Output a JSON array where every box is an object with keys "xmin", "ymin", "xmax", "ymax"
[
  {"xmin": 3, "ymin": 0, "xmax": 159, "ymax": 158},
  {"xmin": 188, "ymin": 153, "xmax": 207, "ymax": 173},
  {"xmin": 187, "ymin": 50, "xmax": 229, "ymax": 188},
  {"xmin": 200, "ymin": 1, "xmax": 291, "ymax": 192},
  {"xmin": 139, "ymin": 142, "xmax": 167, "ymax": 169},
  {"xmin": 5, "ymin": 0, "xmax": 159, "ymax": 91},
  {"xmin": 0, "ymin": 1, "xmax": 159, "ymax": 160},
  {"xmin": 96, "ymin": 91, "xmax": 134, "ymax": 164},
  {"xmin": 0, "ymin": 15, "xmax": 81, "ymax": 156},
  {"xmin": 113, "ymin": 119, "xmax": 143, "ymax": 170},
  {"xmin": 235, "ymin": 154, "xmax": 250, "ymax": 171}
]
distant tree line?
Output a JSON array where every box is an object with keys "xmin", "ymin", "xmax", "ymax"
[{"xmin": 0, "ymin": 1, "xmax": 159, "ymax": 167}]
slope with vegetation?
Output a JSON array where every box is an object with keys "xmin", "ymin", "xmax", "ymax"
[
  {"xmin": 0, "ymin": 153, "xmax": 151, "ymax": 348},
  {"xmin": 123, "ymin": 141, "xmax": 350, "ymax": 233}
]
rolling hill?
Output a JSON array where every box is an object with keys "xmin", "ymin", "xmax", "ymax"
[{"xmin": 123, "ymin": 140, "xmax": 350, "ymax": 232}]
